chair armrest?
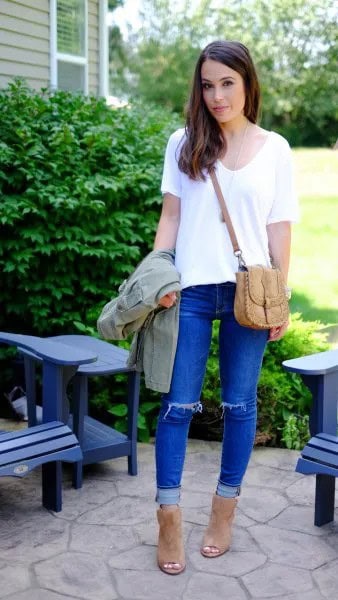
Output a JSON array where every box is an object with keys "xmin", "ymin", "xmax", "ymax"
[
  {"xmin": 283, "ymin": 349, "xmax": 338, "ymax": 376},
  {"xmin": 0, "ymin": 332, "xmax": 97, "ymax": 367}
]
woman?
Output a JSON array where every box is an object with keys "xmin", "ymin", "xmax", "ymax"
[{"xmin": 153, "ymin": 40, "xmax": 298, "ymax": 575}]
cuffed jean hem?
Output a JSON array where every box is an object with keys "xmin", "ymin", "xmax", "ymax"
[
  {"xmin": 156, "ymin": 486, "xmax": 181, "ymax": 505},
  {"xmin": 216, "ymin": 481, "xmax": 241, "ymax": 498}
]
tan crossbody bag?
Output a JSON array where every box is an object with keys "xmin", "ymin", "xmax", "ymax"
[{"xmin": 209, "ymin": 168, "xmax": 289, "ymax": 330}]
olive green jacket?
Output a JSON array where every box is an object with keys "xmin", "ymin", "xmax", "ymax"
[{"xmin": 97, "ymin": 250, "xmax": 181, "ymax": 392}]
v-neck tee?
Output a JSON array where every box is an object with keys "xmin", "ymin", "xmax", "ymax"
[{"xmin": 161, "ymin": 128, "xmax": 299, "ymax": 289}]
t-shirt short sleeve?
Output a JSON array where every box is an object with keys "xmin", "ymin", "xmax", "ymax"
[
  {"xmin": 267, "ymin": 137, "xmax": 300, "ymax": 224},
  {"xmin": 161, "ymin": 129, "xmax": 185, "ymax": 198}
]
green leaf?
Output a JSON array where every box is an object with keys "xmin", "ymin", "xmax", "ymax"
[
  {"xmin": 139, "ymin": 401, "xmax": 160, "ymax": 414},
  {"xmin": 138, "ymin": 428, "xmax": 150, "ymax": 443},
  {"xmin": 108, "ymin": 404, "xmax": 128, "ymax": 417},
  {"xmin": 114, "ymin": 419, "xmax": 128, "ymax": 433},
  {"xmin": 137, "ymin": 414, "xmax": 148, "ymax": 430}
]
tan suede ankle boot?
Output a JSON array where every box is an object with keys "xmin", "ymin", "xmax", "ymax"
[
  {"xmin": 201, "ymin": 494, "xmax": 237, "ymax": 558},
  {"xmin": 157, "ymin": 505, "xmax": 186, "ymax": 575}
]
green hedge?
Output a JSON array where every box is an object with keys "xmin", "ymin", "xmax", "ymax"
[{"xmin": 0, "ymin": 80, "xmax": 180, "ymax": 337}]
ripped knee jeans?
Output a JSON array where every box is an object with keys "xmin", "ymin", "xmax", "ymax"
[{"xmin": 155, "ymin": 283, "xmax": 268, "ymax": 505}]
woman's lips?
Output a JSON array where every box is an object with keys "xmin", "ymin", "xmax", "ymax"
[{"xmin": 213, "ymin": 106, "xmax": 229, "ymax": 112}]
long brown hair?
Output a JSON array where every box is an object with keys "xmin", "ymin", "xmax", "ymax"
[{"xmin": 178, "ymin": 40, "xmax": 261, "ymax": 180}]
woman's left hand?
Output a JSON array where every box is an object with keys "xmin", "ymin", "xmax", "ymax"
[
  {"xmin": 268, "ymin": 319, "xmax": 289, "ymax": 342},
  {"xmin": 158, "ymin": 291, "xmax": 177, "ymax": 308}
]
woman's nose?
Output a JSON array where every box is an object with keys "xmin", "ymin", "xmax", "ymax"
[{"xmin": 213, "ymin": 86, "xmax": 224, "ymax": 102}]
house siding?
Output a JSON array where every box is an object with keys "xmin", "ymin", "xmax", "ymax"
[
  {"xmin": 0, "ymin": 0, "xmax": 50, "ymax": 90},
  {"xmin": 0, "ymin": 0, "xmax": 101, "ymax": 95}
]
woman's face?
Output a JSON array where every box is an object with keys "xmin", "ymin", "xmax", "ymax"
[{"xmin": 201, "ymin": 59, "xmax": 246, "ymax": 125}]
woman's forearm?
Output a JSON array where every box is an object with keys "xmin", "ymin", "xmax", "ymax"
[
  {"xmin": 154, "ymin": 193, "xmax": 180, "ymax": 250},
  {"xmin": 154, "ymin": 216, "xmax": 180, "ymax": 250},
  {"xmin": 266, "ymin": 221, "xmax": 291, "ymax": 284}
]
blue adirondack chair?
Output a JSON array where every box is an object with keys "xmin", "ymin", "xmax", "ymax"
[
  {"xmin": 0, "ymin": 332, "xmax": 97, "ymax": 511},
  {"xmin": 283, "ymin": 349, "xmax": 338, "ymax": 526}
]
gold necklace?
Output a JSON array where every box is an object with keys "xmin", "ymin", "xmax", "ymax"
[{"xmin": 219, "ymin": 119, "xmax": 249, "ymax": 222}]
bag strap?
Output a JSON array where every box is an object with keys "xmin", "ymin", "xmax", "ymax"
[{"xmin": 209, "ymin": 168, "xmax": 246, "ymax": 268}]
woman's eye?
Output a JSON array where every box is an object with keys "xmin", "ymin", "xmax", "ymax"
[
  {"xmin": 223, "ymin": 81, "xmax": 233, "ymax": 86},
  {"xmin": 202, "ymin": 83, "xmax": 212, "ymax": 89}
]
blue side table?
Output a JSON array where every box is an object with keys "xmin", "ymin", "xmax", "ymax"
[{"xmin": 23, "ymin": 335, "xmax": 140, "ymax": 489}]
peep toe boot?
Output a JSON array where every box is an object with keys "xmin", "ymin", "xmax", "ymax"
[
  {"xmin": 157, "ymin": 505, "xmax": 186, "ymax": 575},
  {"xmin": 201, "ymin": 494, "xmax": 237, "ymax": 558}
]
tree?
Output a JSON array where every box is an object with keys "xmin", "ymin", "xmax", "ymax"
[
  {"xmin": 111, "ymin": 0, "xmax": 338, "ymax": 145},
  {"xmin": 107, "ymin": 0, "xmax": 127, "ymax": 97}
]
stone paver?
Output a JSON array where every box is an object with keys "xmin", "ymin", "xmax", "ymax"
[
  {"xmin": 242, "ymin": 563, "xmax": 314, "ymax": 598},
  {"xmin": 114, "ymin": 569, "xmax": 190, "ymax": 599},
  {"xmin": 312, "ymin": 558, "xmax": 338, "ymax": 598},
  {"xmin": 0, "ymin": 430, "xmax": 337, "ymax": 600},
  {"xmin": 0, "ymin": 512, "xmax": 70, "ymax": 562},
  {"xmin": 183, "ymin": 572, "xmax": 247, "ymax": 600},
  {"xmin": 34, "ymin": 552, "xmax": 117, "ymax": 600},
  {"xmin": 262, "ymin": 594, "xmax": 326, "ymax": 600},
  {"xmin": 69, "ymin": 522, "xmax": 137, "ymax": 557},
  {"xmin": 260, "ymin": 594, "xmax": 326, "ymax": 600},
  {"xmin": 239, "ymin": 486, "xmax": 290, "ymax": 522},
  {"xmin": 268, "ymin": 505, "xmax": 332, "ymax": 536},
  {"xmin": 0, "ymin": 565, "xmax": 31, "ymax": 598},
  {"xmin": 250, "ymin": 523, "xmax": 337, "ymax": 569},
  {"xmin": 244, "ymin": 463, "xmax": 300, "ymax": 488},
  {"xmin": 5, "ymin": 592, "xmax": 78, "ymax": 600},
  {"xmin": 76, "ymin": 494, "xmax": 156, "ymax": 526}
]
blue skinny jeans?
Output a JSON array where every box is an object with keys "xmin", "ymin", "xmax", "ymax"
[{"xmin": 155, "ymin": 283, "xmax": 268, "ymax": 504}]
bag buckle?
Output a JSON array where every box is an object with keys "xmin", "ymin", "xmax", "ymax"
[{"xmin": 234, "ymin": 250, "xmax": 247, "ymax": 270}]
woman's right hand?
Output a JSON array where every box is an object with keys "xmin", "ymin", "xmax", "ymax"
[{"xmin": 158, "ymin": 292, "xmax": 177, "ymax": 308}]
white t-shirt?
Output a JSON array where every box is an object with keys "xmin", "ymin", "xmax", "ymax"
[{"xmin": 161, "ymin": 128, "xmax": 299, "ymax": 289}]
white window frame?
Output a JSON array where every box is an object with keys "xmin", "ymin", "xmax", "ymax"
[{"xmin": 50, "ymin": 0, "xmax": 89, "ymax": 94}]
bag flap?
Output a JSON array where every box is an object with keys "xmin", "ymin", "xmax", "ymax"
[{"xmin": 246, "ymin": 265, "xmax": 285, "ymax": 307}]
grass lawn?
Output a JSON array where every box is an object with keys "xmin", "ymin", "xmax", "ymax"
[{"xmin": 289, "ymin": 148, "xmax": 338, "ymax": 326}]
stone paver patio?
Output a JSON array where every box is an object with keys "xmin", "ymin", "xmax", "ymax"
[{"xmin": 0, "ymin": 428, "xmax": 337, "ymax": 600}]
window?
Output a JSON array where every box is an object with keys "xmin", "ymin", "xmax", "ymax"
[{"xmin": 50, "ymin": 0, "xmax": 88, "ymax": 93}]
